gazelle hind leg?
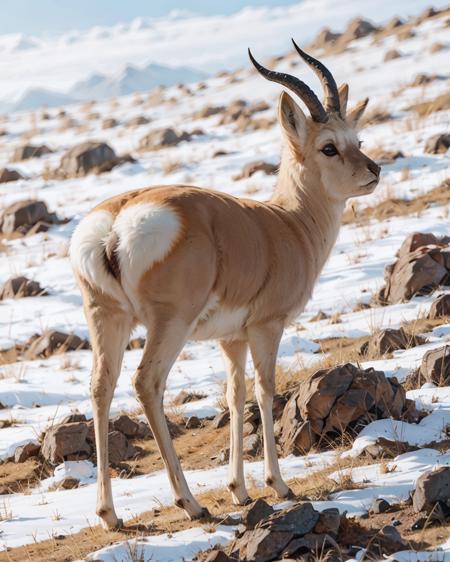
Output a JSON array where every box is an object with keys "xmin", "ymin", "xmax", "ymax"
[
  {"xmin": 247, "ymin": 320, "xmax": 291, "ymax": 499},
  {"xmin": 81, "ymin": 284, "xmax": 133, "ymax": 530},
  {"xmin": 132, "ymin": 317, "xmax": 206, "ymax": 519},
  {"xmin": 220, "ymin": 339, "xmax": 250, "ymax": 505}
]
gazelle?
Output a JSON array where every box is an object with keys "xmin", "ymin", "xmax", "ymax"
[{"xmin": 70, "ymin": 41, "xmax": 380, "ymax": 530}]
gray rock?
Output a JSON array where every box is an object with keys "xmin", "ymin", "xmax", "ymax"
[
  {"xmin": 260, "ymin": 502, "xmax": 320, "ymax": 534},
  {"xmin": 12, "ymin": 144, "xmax": 52, "ymax": 161},
  {"xmin": 42, "ymin": 422, "xmax": 90, "ymax": 464},
  {"xmin": 413, "ymin": 467, "xmax": 450, "ymax": 513},
  {"xmin": 14, "ymin": 442, "xmax": 40, "ymax": 463},
  {"xmin": 59, "ymin": 141, "xmax": 118, "ymax": 177},
  {"xmin": 241, "ymin": 499, "xmax": 274, "ymax": 530}
]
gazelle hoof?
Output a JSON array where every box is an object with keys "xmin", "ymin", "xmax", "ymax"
[{"xmin": 190, "ymin": 506, "xmax": 211, "ymax": 520}]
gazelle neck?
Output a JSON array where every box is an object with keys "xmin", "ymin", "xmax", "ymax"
[{"xmin": 270, "ymin": 149, "xmax": 345, "ymax": 275}]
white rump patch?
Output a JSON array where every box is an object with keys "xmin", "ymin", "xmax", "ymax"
[
  {"xmin": 113, "ymin": 202, "xmax": 181, "ymax": 291},
  {"xmin": 69, "ymin": 210, "xmax": 118, "ymax": 296}
]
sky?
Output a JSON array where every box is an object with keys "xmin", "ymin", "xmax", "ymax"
[{"xmin": 1, "ymin": 0, "xmax": 299, "ymax": 36}]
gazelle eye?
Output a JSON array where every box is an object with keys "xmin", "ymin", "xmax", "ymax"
[{"xmin": 321, "ymin": 143, "xmax": 338, "ymax": 156}]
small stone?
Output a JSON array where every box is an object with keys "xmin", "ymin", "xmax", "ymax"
[
  {"xmin": 185, "ymin": 415, "xmax": 201, "ymax": 429},
  {"xmin": 241, "ymin": 498, "xmax": 274, "ymax": 529},
  {"xmin": 212, "ymin": 410, "xmax": 230, "ymax": 429},
  {"xmin": 14, "ymin": 442, "xmax": 40, "ymax": 463},
  {"xmin": 58, "ymin": 476, "xmax": 80, "ymax": 489},
  {"xmin": 314, "ymin": 507, "xmax": 341, "ymax": 537},
  {"xmin": 370, "ymin": 498, "xmax": 391, "ymax": 514},
  {"xmin": 413, "ymin": 467, "xmax": 450, "ymax": 513},
  {"xmin": 112, "ymin": 414, "xmax": 141, "ymax": 437},
  {"xmin": 428, "ymin": 294, "xmax": 450, "ymax": 319}
]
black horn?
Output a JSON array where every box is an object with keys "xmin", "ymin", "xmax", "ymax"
[
  {"xmin": 291, "ymin": 39, "xmax": 341, "ymax": 116},
  {"xmin": 248, "ymin": 48, "xmax": 328, "ymax": 123}
]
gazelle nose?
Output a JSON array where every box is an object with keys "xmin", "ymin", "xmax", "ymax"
[{"xmin": 367, "ymin": 160, "xmax": 381, "ymax": 178}]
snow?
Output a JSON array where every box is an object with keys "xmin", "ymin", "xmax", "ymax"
[{"xmin": 0, "ymin": 0, "xmax": 449, "ymax": 559}]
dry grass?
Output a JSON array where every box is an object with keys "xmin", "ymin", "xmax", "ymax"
[
  {"xmin": 1, "ymin": 453, "xmax": 373, "ymax": 562},
  {"xmin": 343, "ymin": 179, "xmax": 450, "ymax": 225},
  {"xmin": 407, "ymin": 91, "xmax": 450, "ymax": 117}
]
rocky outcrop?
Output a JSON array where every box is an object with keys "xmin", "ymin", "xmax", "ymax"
[
  {"xmin": 12, "ymin": 144, "xmax": 52, "ymax": 161},
  {"xmin": 0, "ymin": 168, "xmax": 25, "ymax": 183},
  {"xmin": 0, "ymin": 199, "xmax": 61, "ymax": 235},
  {"xmin": 424, "ymin": 133, "xmax": 450, "ymax": 154},
  {"xmin": 139, "ymin": 127, "xmax": 191, "ymax": 150},
  {"xmin": 24, "ymin": 330, "xmax": 89, "ymax": 359},
  {"xmin": 413, "ymin": 467, "xmax": 450, "ymax": 513},
  {"xmin": 59, "ymin": 141, "xmax": 131, "ymax": 177},
  {"xmin": 233, "ymin": 161, "xmax": 278, "ymax": 181},
  {"xmin": 376, "ymin": 232, "xmax": 450, "ymax": 304},
  {"xmin": 0, "ymin": 276, "xmax": 48, "ymax": 299},
  {"xmin": 277, "ymin": 364, "xmax": 407, "ymax": 455}
]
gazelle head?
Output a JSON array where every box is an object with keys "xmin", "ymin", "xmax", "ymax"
[{"xmin": 249, "ymin": 40, "xmax": 380, "ymax": 202}]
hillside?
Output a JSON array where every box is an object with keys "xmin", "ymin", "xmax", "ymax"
[{"xmin": 0, "ymin": 3, "xmax": 449, "ymax": 561}]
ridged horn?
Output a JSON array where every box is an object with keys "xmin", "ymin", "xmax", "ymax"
[
  {"xmin": 248, "ymin": 48, "xmax": 327, "ymax": 123},
  {"xmin": 291, "ymin": 39, "xmax": 341, "ymax": 116}
]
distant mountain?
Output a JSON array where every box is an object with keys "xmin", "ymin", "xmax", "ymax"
[
  {"xmin": 7, "ymin": 62, "xmax": 207, "ymax": 113},
  {"xmin": 13, "ymin": 88, "xmax": 78, "ymax": 112},
  {"xmin": 69, "ymin": 62, "xmax": 207, "ymax": 101}
]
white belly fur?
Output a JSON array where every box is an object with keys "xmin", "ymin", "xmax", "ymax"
[{"xmin": 192, "ymin": 296, "xmax": 248, "ymax": 340}]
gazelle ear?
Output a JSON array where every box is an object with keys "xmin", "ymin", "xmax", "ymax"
[
  {"xmin": 338, "ymin": 83, "xmax": 349, "ymax": 117},
  {"xmin": 278, "ymin": 91, "xmax": 308, "ymax": 161},
  {"xmin": 347, "ymin": 97, "xmax": 369, "ymax": 128}
]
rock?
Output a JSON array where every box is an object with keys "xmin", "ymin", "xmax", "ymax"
[
  {"xmin": 233, "ymin": 160, "xmax": 278, "ymax": 181},
  {"xmin": 212, "ymin": 410, "xmax": 230, "ymax": 429},
  {"xmin": 218, "ymin": 99, "xmax": 248, "ymax": 125},
  {"xmin": 413, "ymin": 466, "xmax": 450, "ymax": 513},
  {"xmin": 368, "ymin": 327, "xmax": 424, "ymax": 355},
  {"xmin": 185, "ymin": 416, "xmax": 202, "ymax": 429},
  {"xmin": 139, "ymin": 127, "xmax": 191, "ymax": 150},
  {"xmin": 172, "ymin": 390, "xmax": 205, "ymax": 405},
  {"xmin": 41, "ymin": 422, "xmax": 90, "ymax": 464},
  {"xmin": 0, "ymin": 168, "xmax": 24, "ymax": 183},
  {"xmin": 243, "ymin": 421, "xmax": 257, "ymax": 436},
  {"xmin": 127, "ymin": 115, "xmax": 150, "ymax": 127},
  {"xmin": 309, "ymin": 27, "xmax": 341, "ymax": 50},
  {"xmin": 428, "ymin": 294, "xmax": 450, "ymax": 318},
  {"xmin": 194, "ymin": 105, "xmax": 225, "ymax": 119},
  {"xmin": 419, "ymin": 346, "xmax": 450, "ymax": 386},
  {"xmin": 410, "ymin": 73, "xmax": 439, "ymax": 87},
  {"xmin": 60, "ymin": 413, "xmax": 87, "ymax": 424},
  {"xmin": 384, "ymin": 49, "xmax": 402, "ymax": 62},
  {"xmin": 235, "ymin": 528, "xmax": 293, "ymax": 562},
  {"xmin": 278, "ymin": 364, "xmax": 407, "ymax": 455},
  {"xmin": 112, "ymin": 414, "xmax": 141, "ymax": 437},
  {"xmin": 243, "ymin": 434, "xmax": 260, "ymax": 457},
  {"xmin": 313, "ymin": 508, "xmax": 340, "ymax": 537},
  {"xmin": 0, "ymin": 199, "xmax": 58, "ymax": 234},
  {"xmin": 58, "ymin": 476, "xmax": 80, "ymax": 489},
  {"xmin": 202, "ymin": 552, "xmax": 230, "ymax": 562},
  {"xmin": 380, "ymin": 233, "xmax": 449, "ymax": 304},
  {"xmin": 341, "ymin": 17, "xmax": 378, "ymax": 42},
  {"xmin": 12, "ymin": 144, "xmax": 52, "ymax": 161},
  {"xmin": 424, "ymin": 133, "xmax": 450, "ymax": 154},
  {"xmin": 373, "ymin": 525, "xmax": 407, "ymax": 552},
  {"xmin": 370, "ymin": 498, "xmax": 391, "ymax": 514},
  {"xmin": 137, "ymin": 420, "xmax": 152, "ymax": 438},
  {"xmin": 310, "ymin": 310, "xmax": 329, "ymax": 321},
  {"xmin": 0, "ymin": 276, "xmax": 48, "ymax": 299},
  {"xmin": 60, "ymin": 141, "xmax": 120, "ymax": 177},
  {"xmin": 25, "ymin": 330, "xmax": 89, "ymax": 359},
  {"xmin": 260, "ymin": 502, "xmax": 320, "ymax": 534},
  {"xmin": 14, "ymin": 442, "xmax": 40, "ymax": 463},
  {"xmin": 101, "ymin": 118, "xmax": 119, "ymax": 129},
  {"xmin": 241, "ymin": 499, "xmax": 274, "ymax": 530},
  {"xmin": 108, "ymin": 430, "xmax": 137, "ymax": 465}
]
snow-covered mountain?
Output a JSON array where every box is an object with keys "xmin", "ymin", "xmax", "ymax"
[
  {"xmin": 69, "ymin": 62, "xmax": 207, "ymax": 101},
  {"xmin": 0, "ymin": 0, "xmax": 448, "ymax": 113}
]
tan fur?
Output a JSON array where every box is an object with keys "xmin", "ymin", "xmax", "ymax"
[{"xmin": 71, "ymin": 80, "xmax": 380, "ymax": 529}]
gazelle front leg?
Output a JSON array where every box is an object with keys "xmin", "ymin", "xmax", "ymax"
[
  {"xmin": 247, "ymin": 320, "xmax": 291, "ymax": 499},
  {"xmin": 220, "ymin": 339, "xmax": 250, "ymax": 505}
]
